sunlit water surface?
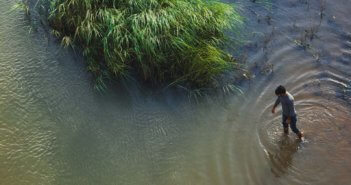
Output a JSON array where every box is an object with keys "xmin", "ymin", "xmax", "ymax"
[{"xmin": 0, "ymin": 0, "xmax": 350, "ymax": 184}]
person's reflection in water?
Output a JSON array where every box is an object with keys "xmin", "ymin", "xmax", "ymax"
[{"xmin": 268, "ymin": 134, "xmax": 301, "ymax": 177}]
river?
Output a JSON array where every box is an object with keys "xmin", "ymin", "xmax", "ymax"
[{"xmin": 0, "ymin": 0, "xmax": 350, "ymax": 184}]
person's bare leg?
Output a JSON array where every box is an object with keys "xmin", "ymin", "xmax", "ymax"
[
  {"xmin": 284, "ymin": 126, "xmax": 289, "ymax": 134},
  {"xmin": 297, "ymin": 132, "xmax": 303, "ymax": 139},
  {"xmin": 289, "ymin": 116, "xmax": 302, "ymax": 139}
]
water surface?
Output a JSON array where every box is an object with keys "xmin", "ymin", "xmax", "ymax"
[{"xmin": 0, "ymin": 0, "xmax": 350, "ymax": 184}]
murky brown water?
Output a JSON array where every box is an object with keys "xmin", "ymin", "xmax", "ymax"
[{"xmin": 0, "ymin": 0, "xmax": 350, "ymax": 185}]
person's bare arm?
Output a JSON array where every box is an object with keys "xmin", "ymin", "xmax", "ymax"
[
  {"xmin": 272, "ymin": 98, "xmax": 280, "ymax": 114},
  {"xmin": 271, "ymin": 105, "xmax": 276, "ymax": 114}
]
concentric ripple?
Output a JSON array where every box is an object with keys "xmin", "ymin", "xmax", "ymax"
[
  {"xmin": 1, "ymin": 0, "xmax": 351, "ymax": 185},
  {"xmin": 248, "ymin": 0, "xmax": 351, "ymax": 184}
]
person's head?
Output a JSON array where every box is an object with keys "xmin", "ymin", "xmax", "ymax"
[{"xmin": 275, "ymin": 85, "xmax": 286, "ymax": 96}]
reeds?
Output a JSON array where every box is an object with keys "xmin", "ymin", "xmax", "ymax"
[{"xmin": 48, "ymin": 0, "xmax": 242, "ymax": 88}]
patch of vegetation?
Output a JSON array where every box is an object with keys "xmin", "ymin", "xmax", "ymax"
[
  {"xmin": 47, "ymin": 0, "xmax": 242, "ymax": 89},
  {"xmin": 11, "ymin": 1, "xmax": 30, "ymax": 15}
]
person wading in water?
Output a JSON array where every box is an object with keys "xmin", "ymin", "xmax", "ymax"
[{"xmin": 272, "ymin": 85, "xmax": 303, "ymax": 139}]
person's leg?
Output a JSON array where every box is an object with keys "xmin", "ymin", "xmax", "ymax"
[
  {"xmin": 282, "ymin": 115, "xmax": 289, "ymax": 134},
  {"xmin": 289, "ymin": 116, "xmax": 302, "ymax": 138}
]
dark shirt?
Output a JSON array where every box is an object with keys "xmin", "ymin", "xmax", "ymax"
[{"xmin": 274, "ymin": 92, "xmax": 296, "ymax": 117}]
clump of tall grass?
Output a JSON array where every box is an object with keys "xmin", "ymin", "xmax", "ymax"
[
  {"xmin": 11, "ymin": 1, "xmax": 30, "ymax": 15},
  {"xmin": 48, "ymin": 0, "xmax": 242, "ymax": 88}
]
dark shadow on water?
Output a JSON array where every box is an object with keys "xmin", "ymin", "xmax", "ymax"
[{"xmin": 268, "ymin": 134, "xmax": 301, "ymax": 177}]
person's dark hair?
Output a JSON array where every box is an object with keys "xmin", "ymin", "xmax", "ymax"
[{"xmin": 275, "ymin": 85, "xmax": 286, "ymax": 95}]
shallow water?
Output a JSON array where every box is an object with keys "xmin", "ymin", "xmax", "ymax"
[{"xmin": 0, "ymin": 0, "xmax": 351, "ymax": 185}]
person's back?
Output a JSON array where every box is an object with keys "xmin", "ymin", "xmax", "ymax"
[
  {"xmin": 276, "ymin": 91, "xmax": 296, "ymax": 117},
  {"xmin": 272, "ymin": 85, "xmax": 303, "ymax": 139}
]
